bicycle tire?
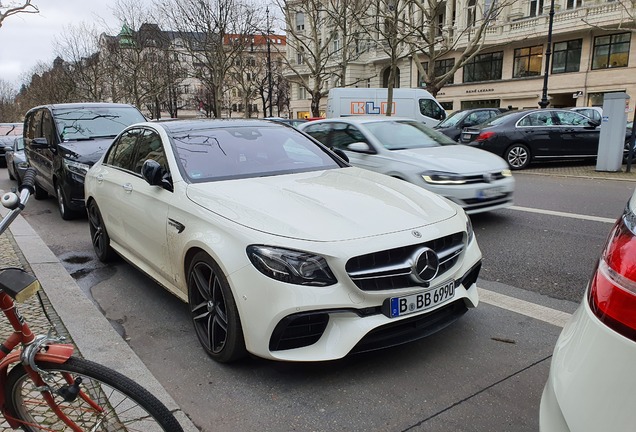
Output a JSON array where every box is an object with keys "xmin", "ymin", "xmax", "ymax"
[{"xmin": 5, "ymin": 356, "xmax": 184, "ymax": 432}]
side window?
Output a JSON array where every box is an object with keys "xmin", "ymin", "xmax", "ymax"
[
  {"xmin": 331, "ymin": 124, "xmax": 366, "ymax": 150},
  {"xmin": 26, "ymin": 111, "xmax": 43, "ymax": 141},
  {"xmin": 519, "ymin": 112, "xmax": 552, "ymax": 126},
  {"xmin": 132, "ymin": 129, "xmax": 168, "ymax": 174},
  {"xmin": 302, "ymin": 124, "xmax": 331, "ymax": 146},
  {"xmin": 555, "ymin": 111, "xmax": 588, "ymax": 126},
  {"xmin": 419, "ymin": 99, "xmax": 446, "ymax": 120},
  {"xmin": 42, "ymin": 110, "xmax": 56, "ymax": 145},
  {"xmin": 105, "ymin": 129, "xmax": 141, "ymax": 170}
]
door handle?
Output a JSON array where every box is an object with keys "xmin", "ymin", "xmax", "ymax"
[{"xmin": 122, "ymin": 183, "xmax": 133, "ymax": 192}]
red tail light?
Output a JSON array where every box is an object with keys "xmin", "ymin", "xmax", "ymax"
[
  {"xmin": 588, "ymin": 205, "xmax": 636, "ymax": 341},
  {"xmin": 476, "ymin": 131, "xmax": 496, "ymax": 142}
]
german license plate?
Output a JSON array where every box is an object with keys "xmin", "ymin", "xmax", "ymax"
[
  {"xmin": 462, "ymin": 133, "xmax": 472, "ymax": 141},
  {"xmin": 387, "ymin": 280, "xmax": 455, "ymax": 318},
  {"xmin": 477, "ymin": 187, "xmax": 504, "ymax": 199}
]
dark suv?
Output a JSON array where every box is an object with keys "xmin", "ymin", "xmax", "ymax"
[
  {"xmin": 434, "ymin": 108, "xmax": 505, "ymax": 141},
  {"xmin": 23, "ymin": 103, "xmax": 146, "ymax": 219}
]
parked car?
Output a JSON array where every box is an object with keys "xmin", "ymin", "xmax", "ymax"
[
  {"xmin": 570, "ymin": 106, "xmax": 603, "ymax": 123},
  {"xmin": 459, "ymin": 108, "xmax": 632, "ymax": 169},
  {"xmin": 0, "ymin": 123, "xmax": 23, "ymax": 167},
  {"xmin": 299, "ymin": 117, "xmax": 514, "ymax": 215},
  {"xmin": 264, "ymin": 117, "xmax": 308, "ymax": 128},
  {"xmin": 540, "ymin": 189, "xmax": 636, "ymax": 431},
  {"xmin": 85, "ymin": 119, "xmax": 482, "ymax": 363},
  {"xmin": 4, "ymin": 136, "xmax": 27, "ymax": 183},
  {"xmin": 23, "ymin": 103, "xmax": 146, "ymax": 219},
  {"xmin": 434, "ymin": 108, "xmax": 505, "ymax": 141}
]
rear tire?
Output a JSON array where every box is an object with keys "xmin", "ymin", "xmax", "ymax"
[
  {"xmin": 505, "ymin": 143, "xmax": 531, "ymax": 170},
  {"xmin": 5, "ymin": 356, "xmax": 183, "ymax": 432}
]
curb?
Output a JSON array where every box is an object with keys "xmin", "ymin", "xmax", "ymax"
[{"xmin": 3, "ymin": 210, "xmax": 200, "ymax": 432}]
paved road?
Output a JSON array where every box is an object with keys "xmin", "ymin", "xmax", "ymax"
[{"xmin": 3, "ymin": 168, "xmax": 633, "ymax": 431}]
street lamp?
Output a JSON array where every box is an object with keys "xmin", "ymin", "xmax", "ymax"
[
  {"xmin": 266, "ymin": 7, "xmax": 274, "ymax": 117},
  {"xmin": 538, "ymin": 0, "xmax": 555, "ymax": 109}
]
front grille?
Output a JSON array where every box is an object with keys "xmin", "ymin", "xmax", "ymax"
[
  {"xmin": 463, "ymin": 171, "xmax": 508, "ymax": 184},
  {"xmin": 345, "ymin": 232, "xmax": 464, "ymax": 291}
]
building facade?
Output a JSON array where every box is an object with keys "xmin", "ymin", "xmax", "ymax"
[{"xmin": 285, "ymin": 0, "xmax": 636, "ymax": 119}]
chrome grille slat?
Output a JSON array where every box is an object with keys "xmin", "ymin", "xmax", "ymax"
[{"xmin": 346, "ymin": 232, "xmax": 465, "ymax": 291}]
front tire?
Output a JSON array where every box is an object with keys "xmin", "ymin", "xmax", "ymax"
[
  {"xmin": 187, "ymin": 251, "xmax": 247, "ymax": 363},
  {"xmin": 56, "ymin": 182, "xmax": 79, "ymax": 220},
  {"xmin": 33, "ymin": 182, "xmax": 48, "ymax": 200},
  {"xmin": 88, "ymin": 200, "xmax": 116, "ymax": 262},
  {"xmin": 5, "ymin": 357, "xmax": 183, "ymax": 432},
  {"xmin": 505, "ymin": 143, "xmax": 531, "ymax": 170}
]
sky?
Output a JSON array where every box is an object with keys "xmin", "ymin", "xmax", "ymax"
[{"xmin": 0, "ymin": 1, "xmax": 127, "ymax": 88}]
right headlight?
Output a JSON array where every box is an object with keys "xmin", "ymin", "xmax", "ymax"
[
  {"xmin": 422, "ymin": 171, "xmax": 466, "ymax": 185},
  {"xmin": 246, "ymin": 245, "xmax": 337, "ymax": 286}
]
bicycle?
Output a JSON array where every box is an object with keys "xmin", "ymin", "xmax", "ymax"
[{"xmin": 0, "ymin": 168, "xmax": 184, "ymax": 431}]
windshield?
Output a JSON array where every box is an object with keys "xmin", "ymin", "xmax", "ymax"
[
  {"xmin": 435, "ymin": 111, "xmax": 465, "ymax": 128},
  {"xmin": 170, "ymin": 125, "xmax": 343, "ymax": 182},
  {"xmin": 364, "ymin": 120, "xmax": 456, "ymax": 150},
  {"xmin": 53, "ymin": 106, "xmax": 146, "ymax": 141}
]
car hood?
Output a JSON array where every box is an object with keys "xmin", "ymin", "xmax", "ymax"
[
  {"xmin": 392, "ymin": 145, "xmax": 507, "ymax": 174},
  {"xmin": 59, "ymin": 138, "xmax": 114, "ymax": 165},
  {"xmin": 185, "ymin": 167, "xmax": 457, "ymax": 242}
]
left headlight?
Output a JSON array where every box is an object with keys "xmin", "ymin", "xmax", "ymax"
[
  {"xmin": 422, "ymin": 171, "xmax": 466, "ymax": 185},
  {"xmin": 247, "ymin": 245, "xmax": 337, "ymax": 286},
  {"xmin": 63, "ymin": 159, "xmax": 90, "ymax": 177}
]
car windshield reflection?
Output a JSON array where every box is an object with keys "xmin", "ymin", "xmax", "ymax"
[
  {"xmin": 364, "ymin": 120, "xmax": 456, "ymax": 150},
  {"xmin": 170, "ymin": 125, "xmax": 342, "ymax": 182},
  {"xmin": 54, "ymin": 107, "xmax": 146, "ymax": 141}
]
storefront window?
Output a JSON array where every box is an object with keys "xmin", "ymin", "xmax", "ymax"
[
  {"xmin": 463, "ymin": 52, "xmax": 503, "ymax": 83},
  {"xmin": 513, "ymin": 46, "xmax": 543, "ymax": 78},
  {"xmin": 552, "ymin": 39, "xmax": 582, "ymax": 74},
  {"xmin": 592, "ymin": 33, "xmax": 630, "ymax": 70}
]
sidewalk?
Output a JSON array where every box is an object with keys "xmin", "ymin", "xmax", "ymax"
[
  {"xmin": 0, "ymin": 210, "xmax": 200, "ymax": 431},
  {"xmin": 521, "ymin": 161, "xmax": 636, "ymax": 181}
]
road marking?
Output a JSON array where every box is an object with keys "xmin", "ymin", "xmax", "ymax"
[
  {"xmin": 509, "ymin": 205, "xmax": 616, "ymax": 224},
  {"xmin": 478, "ymin": 288, "xmax": 572, "ymax": 328}
]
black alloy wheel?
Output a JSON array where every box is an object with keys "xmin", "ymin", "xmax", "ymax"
[
  {"xmin": 187, "ymin": 252, "xmax": 246, "ymax": 363},
  {"xmin": 87, "ymin": 201, "xmax": 115, "ymax": 262},
  {"xmin": 505, "ymin": 143, "xmax": 531, "ymax": 170}
]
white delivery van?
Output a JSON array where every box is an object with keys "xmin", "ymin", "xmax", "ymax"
[{"xmin": 326, "ymin": 88, "xmax": 446, "ymax": 127}]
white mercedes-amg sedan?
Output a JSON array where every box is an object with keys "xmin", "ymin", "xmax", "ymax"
[{"xmin": 85, "ymin": 119, "xmax": 482, "ymax": 363}]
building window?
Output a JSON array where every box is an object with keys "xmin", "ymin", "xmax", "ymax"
[
  {"xmin": 435, "ymin": 10, "xmax": 444, "ymax": 37},
  {"xmin": 513, "ymin": 45, "xmax": 543, "ymax": 78},
  {"xmin": 566, "ymin": 0, "xmax": 581, "ymax": 8},
  {"xmin": 298, "ymin": 85, "xmax": 306, "ymax": 100},
  {"xmin": 529, "ymin": 0, "xmax": 544, "ymax": 17},
  {"xmin": 551, "ymin": 39, "xmax": 581, "ymax": 74},
  {"xmin": 440, "ymin": 101, "xmax": 454, "ymax": 110},
  {"xmin": 592, "ymin": 33, "xmax": 630, "ymax": 70},
  {"xmin": 463, "ymin": 51, "xmax": 503, "ymax": 82},
  {"xmin": 419, "ymin": 59, "xmax": 455, "ymax": 86},
  {"xmin": 295, "ymin": 12, "xmax": 305, "ymax": 31},
  {"xmin": 296, "ymin": 47, "xmax": 304, "ymax": 65},
  {"xmin": 467, "ymin": 0, "xmax": 476, "ymax": 27},
  {"xmin": 332, "ymin": 32, "xmax": 340, "ymax": 53}
]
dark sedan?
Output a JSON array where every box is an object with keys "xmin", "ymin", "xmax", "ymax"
[
  {"xmin": 434, "ymin": 108, "xmax": 504, "ymax": 141},
  {"xmin": 459, "ymin": 108, "xmax": 630, "ymax": 169}
]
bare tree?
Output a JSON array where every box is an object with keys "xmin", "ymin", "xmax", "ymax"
[
  {"xmin": 160, "ymin": 0, "xmax": 260, "ymax": 118},
  {"xmin": 0, "ymin": 0, "xmax": 38, "ymax": 28},
  {"xmin": 407, "ymin": 0, "xmax": 516, "ymax": 97},
  {"xmin": 0, "ymin": 79, "xmax": 21, "ymax": 121}
]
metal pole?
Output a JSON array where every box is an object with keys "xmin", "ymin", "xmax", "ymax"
[
  {"xmin": 628, "ymin": 114, "xmax": 635, "ymax": 173},
  {"xmin": 538, "ymin": 0, "xmax": 555, "ymax": 109},
  {"xmin": 266, "ymin": 7, "xmax": 274, "ymax": 117}
]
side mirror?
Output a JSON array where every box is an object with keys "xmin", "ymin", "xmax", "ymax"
[
  {"xmin": 142, "ymin": 159, "xmax": 173, "ymax": 192},
  {"xmin": 347, "ymin": 142, "xmax": 373, "ymax": 153},
  {"xmin": 31, "ymin": 137, "xmax": 49, "ymax": 148},
  {"xmin": 4, "ymin": 146, "xmax": 12, "ymax": 153},
  {"xmin": 587, "ymin": 120, "xmax": 601, "ymax": 128}
]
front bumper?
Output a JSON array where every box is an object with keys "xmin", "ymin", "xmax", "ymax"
[
  {"xmin": 227, "ymin": 220, "xmax": 482, "ymax": 361},
  {"xmin": 540, "ymin": 296, "xmax": 636, "ymax": 432}
]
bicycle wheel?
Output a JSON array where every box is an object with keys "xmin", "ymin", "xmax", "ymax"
[{"xmin": 5, "ymin": 356, "xmax": 183, "ymax": 432}]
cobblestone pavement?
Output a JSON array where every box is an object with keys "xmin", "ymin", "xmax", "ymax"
[{"xmin": 522, "ymin": 162, "xmax": 636, "ymax": 181}]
